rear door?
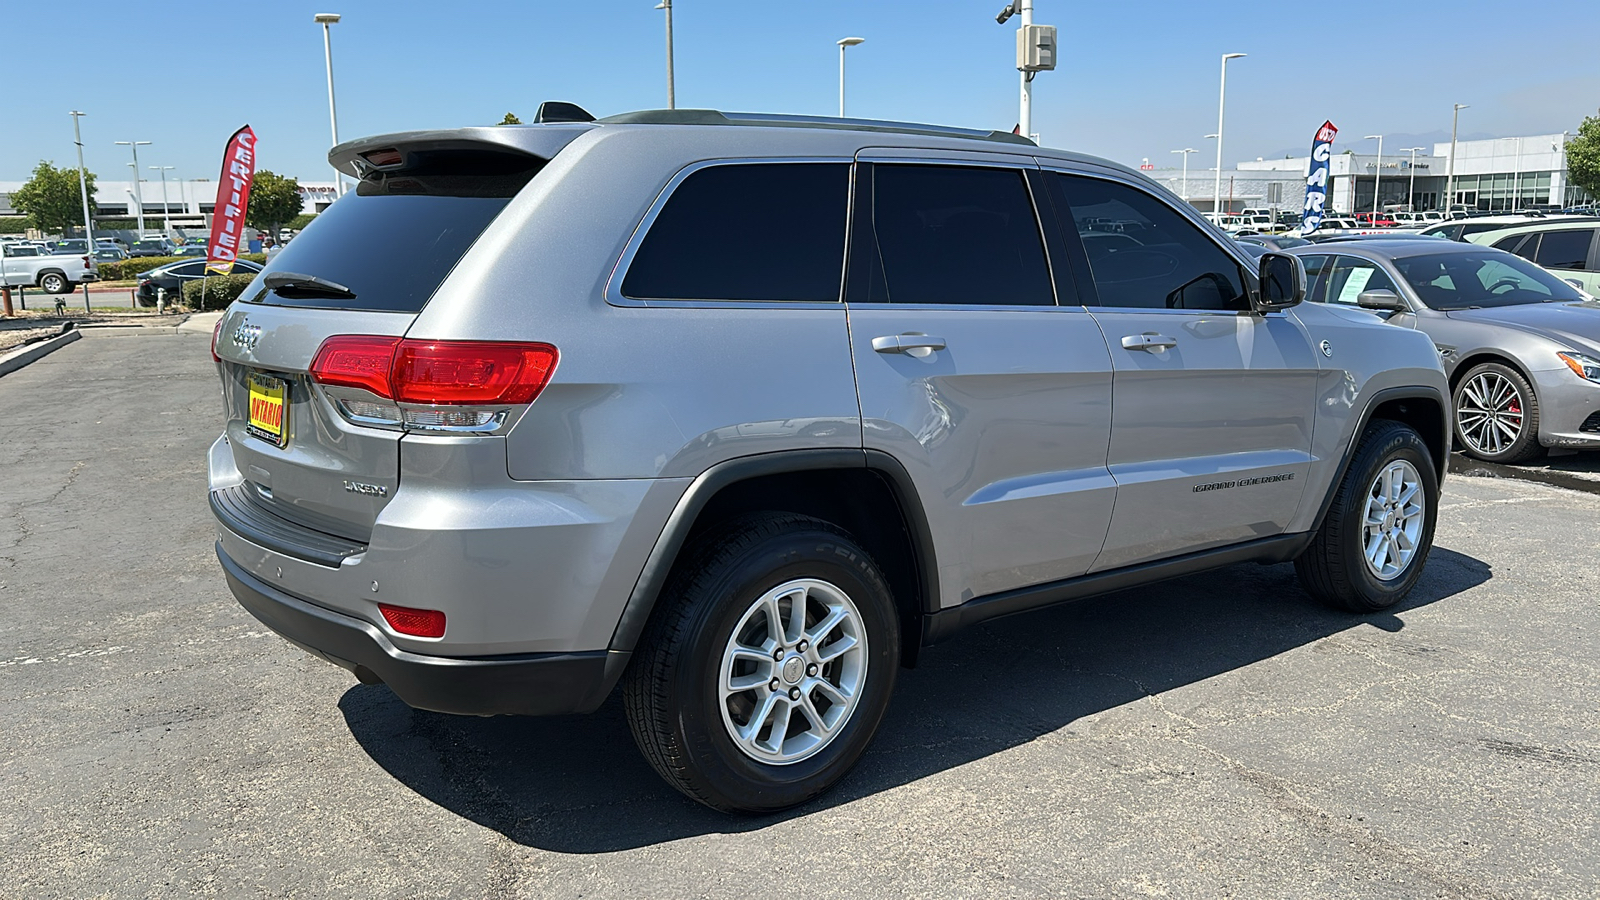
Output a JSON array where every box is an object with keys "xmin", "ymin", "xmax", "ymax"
[
  {"xmin": 214, "ymin": 143, "xmax": 552, "ymax": 541},
  {"xmin": 1530, "ymin": 227, "xmax": 1600, "ymax": 293},
  {"xmin": 846, "ymin": 157, "xmax": 1116, "ymax": 604},
  {"xmin": 1046, "ymin": 168, "xmax": 1319, "ymax": 571}
]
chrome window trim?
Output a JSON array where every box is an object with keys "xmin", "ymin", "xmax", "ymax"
[{"xmin": 603, "ymin": 156, "xmax": 855, "ymax": 310}]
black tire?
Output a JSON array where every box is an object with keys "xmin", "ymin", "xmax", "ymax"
[
  {"xmin": 1296, "ymin": 420, "xmax": 1438, "ymax": 612},
  {"xmin": 1452, "ymin": 361, "xmax": 1542, "ymax": 463},
  {"xmin": 623, "ymin": 512, "xmax": 900, "ymax": 813},
  {"xmin": 39, "ymin": 272, "xmax": 68, "ymax": 294}
]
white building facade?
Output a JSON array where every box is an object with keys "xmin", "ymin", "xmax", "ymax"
[{"xmin": 0, "ymin": 179, "xmax": 337, "ymax": 231}]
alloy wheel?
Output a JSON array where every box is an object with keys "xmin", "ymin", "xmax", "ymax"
[
  {"xmin": 1456, "ymin": 371, "xmax": 1525, "ymax": 456},
  {"xmin": 717, "ymin": 578, "xmax": 868, "ymax": 765},
  {"xmin": 1362, "ymin": 459, "xmax": 1426, "ymax": 581}
]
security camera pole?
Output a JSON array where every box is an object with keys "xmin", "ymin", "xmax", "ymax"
[{"xmin": 997, "ymin": 1, "xmax": 1055, "ymax": 144}]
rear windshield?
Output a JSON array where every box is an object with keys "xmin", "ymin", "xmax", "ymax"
[{"xmin": 246, "ymin": 150, "xmax": 541, "ymax": 312}]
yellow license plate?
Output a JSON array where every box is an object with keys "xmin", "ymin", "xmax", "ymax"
[{"xmin": 246, "ymin": 372, "xmax": 289, "ymax": 447}]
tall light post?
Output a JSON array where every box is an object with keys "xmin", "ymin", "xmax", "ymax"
[
  {"xmin": 150, "ymin": 165, "xmax": 174, "ymax": 232},
  {"xmin": 836, "ymin": 37, "xmax": 864, "ymax": 118},
  {"xmin": 1364, "ymin": 134, "xmax": 1383, "ymax": 215},
  {"xmin": 1402, "ymin": 146, "xmax": 1425, "ymax": 211},
  {"xmin": 1171, "ymin": 148, "xmax": 1197, "ymax": 202},
  {"xmin": 69, "ymin": 112, "xmax": 95, "ymax": 249},
  {"xmin": 1212, "ymin": 52, "xmax": 1246, "ymax": 217},
  {"xmin": 1446, "ymin": 103, "xmax": 1468, "ymax": 212},
  {"xmin": 655, "ymin": 1, "xmax": 674, "ymax": 109},
  {"xmin": 315, "ymin": 13, "xmax": 344, "ymax": 196},
  {"xmin": 114, "ymin": 139, "xmax": 151, "ymax": 233}
]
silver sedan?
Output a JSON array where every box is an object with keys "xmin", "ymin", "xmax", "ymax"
[{"xmin": 1286, "ymin": 239, "xmax": 1600, "ymax": 462}]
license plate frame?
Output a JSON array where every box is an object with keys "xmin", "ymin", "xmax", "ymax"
[{"xmin": 246, "ymin": 371, "xmax": 289, "ymax": 447}]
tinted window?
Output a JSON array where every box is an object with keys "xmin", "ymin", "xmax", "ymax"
[
  {"xmin": 1533, "ymin": 229, "xmax": 1594, "ymax": 270},
  {"xmin": 1299, "ymin": 254, "xmax": 1330, "ymax": 303},
  {"xmin": 1393, "ymin": 250, "xmax": 1583, "ymax": 310},
  {"xmin": 623, "ymin": 163, "xmax": 847, "ymax": 302},
  {"xmin": 172, "ymin": 262, "xmax": 206, "ymax": 277},
  {"xmin": 1493, "ymin": 234, "xmax": 1533, "ymax": 256},
  {"xmin": 858, "ymin": 164, "xmax": 1054, "ymax": 306},
  {"xmin": 251, "ymin": 149, "xmax": 542, "ymax": 312},
  {"xmin": 1057, "ymin": 174, "xmax": 1247, "ymax": 310},
  {"xmin": 1322, "ymin": 256, "xmax": 1400, "ymax": 305}
]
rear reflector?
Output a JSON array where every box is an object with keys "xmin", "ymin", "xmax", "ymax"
[
  {"xmin": 211, "ymin": 318, "xmax": 225, "ymax": 362},
  {"xmin": 310, "ymin": 336, "xmax": 558, "ymax": 406},
  {"xmin": 378, "ymin": 603, "xmax": 446, "ymax": 638}
]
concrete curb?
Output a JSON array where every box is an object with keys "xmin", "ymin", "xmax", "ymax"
[{"xmin": 0, "ymin": 327, "xmax": 82, "ymax": 378}]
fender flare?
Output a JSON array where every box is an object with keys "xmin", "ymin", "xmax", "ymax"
[
  {"xmin": 1308, "ymin": 385, "xmax": 1450, "ymax": 535},
  {"xmin": 602, "ymin": 448, "xmax": 939, "ymax": 660}
]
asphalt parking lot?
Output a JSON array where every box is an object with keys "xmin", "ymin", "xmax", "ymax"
[{"xmin": 3, "ymin": 328, "xmax": 1597, "ymax": 899}]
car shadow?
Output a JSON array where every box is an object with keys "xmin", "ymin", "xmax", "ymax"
[{"xmin": 339, "ymin": 546, "xmax": 1490, "ymax": 853}]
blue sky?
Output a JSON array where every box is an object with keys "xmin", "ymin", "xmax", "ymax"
[{"xmin": 6, "ymin": 0, "xmax": 1598, "ymax": 185}]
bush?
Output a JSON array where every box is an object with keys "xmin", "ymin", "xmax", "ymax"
[
  {"xmin": 182, "ymin": 273, "xmax": 258, "ymax": 310},
  {"xmin": 0, "ymin": 217, "xmax": 28, "ymax": 234},
  {"xmin": 98, "ymin": 255, "xmax": 187, "ymax": 280},
  {"xmin": 287, "ymin": 213, "xmax": 318, "ymax": 231}
]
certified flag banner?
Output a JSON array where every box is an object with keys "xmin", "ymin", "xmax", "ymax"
[
  {"xmin": 1301, "ymin": 120, "xmax": 1337, "ymax": 234},
  {"xmin": 205, "ymin": 125, "xmax": 258, "ymax": 275}
]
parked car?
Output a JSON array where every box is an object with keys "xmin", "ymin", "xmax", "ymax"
[
  {"xmin": 1303, "ymin": 231, "xmax": 1450, "ymax": 245},
  {"xmin": 49, "ymin": 239, "xmax": 91, "ymax": 255},
  {"xmin": 1466, "ymin": 221, "xmax": 1600, "ymax": 295},
  {"xmin": 1287, "ymin": 239, "xmax": 1600, "ymax": 462},
  {"xmin": 209, "ymin": 108, "xmax": 1450, "ymax": 814},
  {"xmin": 93, "ymin": 248, "xmax": 129, "ymax": 262},
  {"xmin": 1355, "ymin": 212, "xmax": 1399, "ymax": 228},
  {"xmin": 128, "ymin": 238, "xmax": 176, "ymax": 258},
  {"xmin": 0, "ymin": 242, "xmax": 97, "ymax": 293},
  {"xmin": 170, "ymin": 245, "xmax": 207, "ymax": 257},
  {"xmin": 1235, "ymin": 234, "xmax": 1312, "ymax": 252},
  {"xmin": 136, "ymin": 258, "xmax": 260, "ymax": 305},
  {"xmin": 1417, "ymin": 215, "xmax": 1575, "ymax": 242}
]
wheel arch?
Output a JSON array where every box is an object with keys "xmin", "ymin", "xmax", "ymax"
[
  {"xmin": 1310, "ymin": 386, "xmax": 1449, "ymax": 536},
  {"xmin": 1449, "ymin": 352, "xmax": 1534, "ymax": 394},
  {"xmin": 607, "ymin": 450, "xmax": 938, "ymax": 673},
  {"xmin": 35, "ymin": 268, "xmax": 69, "ymax": 287}
]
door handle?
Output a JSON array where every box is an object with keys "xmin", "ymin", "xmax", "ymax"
[
  {"xmin": 872, "ymin": 334, "xmax": 948, "ymax": 354},
  {"xmin": 1121, "ymin": 333, "xmax": 1178, "ymax": 352}
]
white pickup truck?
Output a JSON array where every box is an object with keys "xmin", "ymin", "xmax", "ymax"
[{"xmin": 0, "ymin": 242, "xmax": 99, "ymax": 294}]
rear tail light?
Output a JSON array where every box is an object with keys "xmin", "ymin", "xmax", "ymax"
[
  {"xmin": 309, "ymin": 336, "xmax": 558, "ymax": 433},
  {"xmin": 378, "ymin": 603, "xmax": 446, "ymax": 638},
  {"xmin": 211, "ymin": 318, "xmax": 225, "ymax": 362}
]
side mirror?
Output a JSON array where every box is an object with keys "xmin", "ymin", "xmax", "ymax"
[
  {"xmin": 1566, "ymin": 278, "xmax": 1586, "ymax": 290},
  {"xmin": 1254, "ymin": 252, "xmax": 1305, "ymax": 313},
  {"xmin": 1356, "ymin": 289, "xmax": 1407, "ymax": 312}
]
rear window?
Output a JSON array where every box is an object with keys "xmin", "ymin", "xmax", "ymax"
[
  {"xmin": 622, "ymin": 163, "xmax": 848, "ymax": 302},
  {"xmin": 247, "ymin": 149, "xmax": 542, "ymax": 312},
  {"xmin": 1533, "ymin": 229, "xmax": 1594, "ymax": 270}
]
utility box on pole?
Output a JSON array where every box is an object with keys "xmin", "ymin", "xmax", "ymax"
[{"xmin": 1017, "ymin": 24, "xmax": 1056, "ymax": 72}]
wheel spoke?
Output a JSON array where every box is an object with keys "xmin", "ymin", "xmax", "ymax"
[
  {"xmin": 740, "ymin": 692, "xmax": 781, "ymax": 744},
  {"xmin": 728, "ymin": 670, "xmax": 770, "ymax": 692},
  {"xmin": 798, "ymin": 694, "xmax": 833, "ymax": 736},
  {"xmin": 1395, "ymin": 483, "xmax": 1420, "ymax": 510},
  {"xmin": 805, "ymin": 606, "xmax": 849, "ymax": 645},
  {"xmin": 815, "ymin": 633, "xmax": 858, "ymax": 663},
  {"xmin": 764, "ymin": 699, "xmax": 792, "ymax": 750},
  {"xmin": 1394, "ymin": 528, "xmax": 1416, "ymax": 552},
  {"xmin": 1366, "ymin": 530, "xmax": 1387, "ymax": 567},
  {"xmin": 783, "ymin": 585, "xmax": 807, "ymax": 644},
  {"xmin": 813, "ymin": 678, "xmax": 853, "ymax": 705}
]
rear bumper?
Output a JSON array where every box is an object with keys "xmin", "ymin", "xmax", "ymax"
[{"xmin": 218, "ymin": 544, "xmax": 623, "ymax": 716}]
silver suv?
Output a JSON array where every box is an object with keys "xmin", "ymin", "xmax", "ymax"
[{"xmin": 209, "ymin": 110, "xmax": 1451, "ymax": 813}]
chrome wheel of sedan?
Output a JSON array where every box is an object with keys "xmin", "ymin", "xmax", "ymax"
[
  {"xmin": 718, "ymin": 578, "xmax": 867, "ymax": 766},
  {"xmin": 1362, "ymin": 460, "xmax": 1425, "ymax": 581},
  {"xmin": 1456, "ymin": 370, "xmax": 1525, "ymax": 456}
]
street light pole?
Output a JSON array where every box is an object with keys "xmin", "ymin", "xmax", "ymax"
[
  {"xmin": 150, "ymin": 165, "xmax": 174, "ymax": 232},
  {"xmin": 837, "ymin": 37, "xmax": 864, "ymax": 118},
  {"xmin": 69, "ymin": 112, "xmax": 95, "ymax": 250},
  {"xmin": 1171, "ymin": 148, "xmax": 1196, "ymax": 202},
  {"xmin": 655, "ymin": 0, "xmax": 674, "ymax": 109},
  {"xmin": 315, "ymin": 13, "xmax": 344, "ymax": 196},
  {"xmin": 1402, "ymin": 146, "xmax": 1425, "ymax": 211},
  {"xmin": 1364, "ymin": 134, "xmax": 1383, "ymax": 215},
  {"xmin": 114, "ymin": 140, "xmax": 151, "ymax": 233},
  {"xmin": 1447, "ymin": 103, "xmax": 1468, "ymax": 213},
  {"xmin": 1213, "ymin": 53, "xmax": 1246, "ymax": 217}
]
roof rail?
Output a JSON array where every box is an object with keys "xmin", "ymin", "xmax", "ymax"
[{"xmin": 593, "ymin": 109, "xmax": 1035, "ymax": 147}]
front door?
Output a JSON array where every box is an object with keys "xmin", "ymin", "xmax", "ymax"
[
  {"xmin": 846, "ymin": 160, "xmax": 1117, "ymax": 605},
  {"xmin": 1047, "ymin": 169, "xmax": 1319, "ymax": 571}
]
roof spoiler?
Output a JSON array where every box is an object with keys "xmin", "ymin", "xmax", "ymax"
[{"xmin": 328, "ymin": 125, "xmax": 593, "ymax": 179}]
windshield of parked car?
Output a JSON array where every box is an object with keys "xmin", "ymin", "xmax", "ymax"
[{"xmin": 1393, "ymin": 250, "xmax": 1584, "ymax": 310}]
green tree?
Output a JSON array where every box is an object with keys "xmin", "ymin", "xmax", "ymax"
[
  {"xmin": 10, "ymin": 161, "xmax": 95, "ymax": 234},
  {"xmin": 245, "ymin": 170, "xmax": 303, "ymax": 235},
  {"xmin": 498, "ymin": 112, "xmax": 522, "ymax": 125},
  {"xmin": 1566, "ymin": 113, "xmax": 1600, "ymax": 198}
]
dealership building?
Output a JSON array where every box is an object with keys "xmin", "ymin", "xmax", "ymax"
[
  {"xmin": 1142, "ymin": 131, "xmax": 1588, "ymax": 216},
  {"xmin": 0, "ymin": 179, "xmax": 339, "ymax": 232}
]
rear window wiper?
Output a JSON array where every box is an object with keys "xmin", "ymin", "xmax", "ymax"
[{"xmin": 263, "ymin": 272, "xmax": 357, "ymax": 300}]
